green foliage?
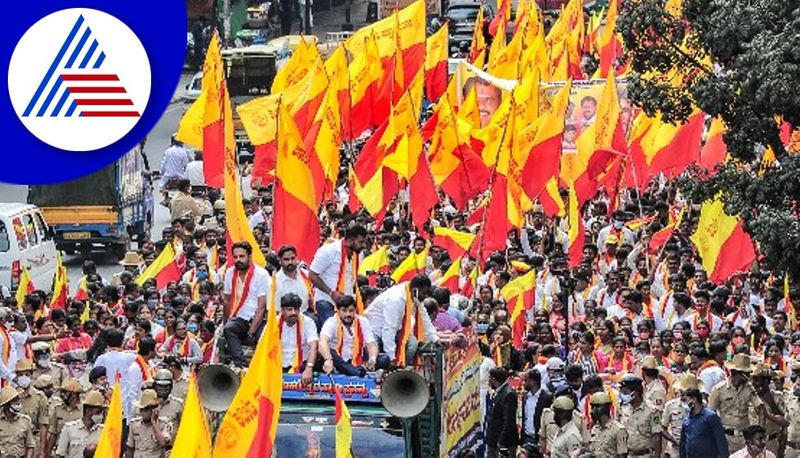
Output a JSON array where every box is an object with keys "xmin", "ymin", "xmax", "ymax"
[{"xmin": 618, "ymin": 0, "xmax": 800, "ymax": 162}]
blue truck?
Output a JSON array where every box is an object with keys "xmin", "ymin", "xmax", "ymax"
[{"xmin": 27, "ymin": 144, "xmax": 154, "ymax": 260}]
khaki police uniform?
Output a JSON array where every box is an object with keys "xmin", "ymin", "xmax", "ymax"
[
  {"xmin": 127, "ymin": 417, "xmax": 175, "ymax": 458},
  {"xmin": 33, "ymin": 362, "xmax": 67, "ymax": 388},
  {"xmin": 619, "ymin": 401, "xmax": 661, "ymax": 457},
  {"xmin": 589, "ymin": 419, "xmax": 628, "ymax": 458},
  {"xmin": 644, "ymin": 379, "xmax": 667, "ymax": 410},
  {"xmin": 55, "ymin": 419, "xmax": 103, "ymax": 458},
  {"xmin": 755, "ymin": 389, "xmax": 786, "ymax": 455},
  {"xmin": 157, "ymin": 395, "xmax": 184, "ymax": 427},
  {"xmin": 550, "ymin": 418, "xmax": 583, "ymax": 458},
  {"xmin": 661, "ymin": 398, "xmax": 685, "ymax": 457},
  {"xmin": 50, "ymin": 398, "xmax": 83, "ymax": 443},
  {"xmin": 708, "ymin": 379, "xmax": 763, "ymax": 451},
  {"xmin": 539, "ymin": 408, "xmax": 590, "ymax": 452},
  {"xmin": 171, "ymin": 375, "xmax": 189, "ymax": 401},
  {"xmin": 0, "ymin": 413, "xmax": 35, "ymax": 458},
  {"xmin": 785, "ymin": 390, "xmax": 800, "ymax": 458}
]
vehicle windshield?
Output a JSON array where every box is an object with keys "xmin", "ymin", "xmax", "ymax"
[
  {"xmin": 275, "ymin": 414, "xmax": 404, "ymax": 457},
  {"xmin": 447, "ymin": 6, "xmax": 480, "ymax": 22}
]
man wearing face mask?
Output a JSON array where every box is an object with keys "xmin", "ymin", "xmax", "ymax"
[
  {"xmin": 588, "ymin": 391, "xmax": 627, "ymax": 458},
  {"xmin": 618, "ymin": 374, "xmax": 662, "ymax": 458},
  {"xmin": 597, "ymin": 211, "xmax": 636, "ymax": 252},
  {"xmin": 783, "ymin": 362, "xmax": 800, "ymax": 456},
  {"xmin": 640, "ymin": 356, "xmax": 666, "ymax": 410},
  {"xmin": 55, "ymin": 390, "xmax": 106, "ymax": 458},
  {"xmin": 751, "ymin": 364, "xmax": 788, "ymax": 455},
  {"xmin": 730, "ymin": 425, "xmax": 775, "ymax": 458},
  {"xmin": 365, "ymin": 275, "xmax": 441, "ymax": 367},
  {"xmin": 708, "ymin": 354, "xmax": 764, "ymax": 452},
  {"xmin": 48, "ymin": 378, "xmax": 84, "ymax": 455},
  {"xmin": 16, "ymin": 360, "xmax": 50, "ymax": 456},
  {"xmin": 0, "ymin": 385, "xmax": 35, "ymax": 458},
  {"xmin": 127, "ymin": 389, "xmax": 174, "ymax": 458},
  {"xmin": 678, "ymin": 387, "xmax": 728, "ymax": 457}
]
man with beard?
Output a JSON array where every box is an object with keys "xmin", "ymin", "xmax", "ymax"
[
  {"xmin": 463, "ymin": 77, "xmax": 502, "ymax": 128},
  {"xmin": 275, "ymin": 245, "xmax": 314, "ymax": 315},
  {"xmin": 0, "ymin": 385, "xmax": 35, "ymax": 458},
  {"xmin": 126, "ymin": 389, "xmax": 173, "ymax": 458},
  {"xmin": 309, "ymin": 226, "xmax": 368, "ymax": 329},
  {"xmin": 319, "ymin": 296, "xmax": 383, "ymax": 376},
  {"xmin": 278, "ymin": 293, "xmax": 318, "ymax": 385},
  {"xmin": 222, "ymin": 241, "xmax": 271, "ymax": 367}
]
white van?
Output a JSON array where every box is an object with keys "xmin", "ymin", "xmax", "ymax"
[{"xmin": 0, "ymin": 203, "xmax": 58, "ymax": 297}]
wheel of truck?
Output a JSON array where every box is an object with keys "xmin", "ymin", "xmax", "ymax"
[{"xmin": 112, "ymin": 243, "xmax": 128, "ymax": 260}]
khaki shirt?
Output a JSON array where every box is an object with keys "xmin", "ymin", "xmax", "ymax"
[
  {"xmin": 171, "ymin": 192, "xmax": 202, "ymax": 221},
  {"xmin": 551, "ymin": 421, "xmax": 583, "ymax": 458},
  {"xmin": 539, "ymin": 407, "xmax": 590, "ymax": 451},
  {"xmin": 158, "ymin": 396, "xmax": 184, "ymax": 427},
  {"xmin": 708, "ymin": 380, "xmax": 763, "ymax": 431},
  {"xmin": 127, "ymin": 417, "xmax": 174, "ymax": 458},
  {"xmin": 50, "ymin": 399, "xmax": 83, "ymax": 440},
  {"xmin": 20, "ymin": 389, "xmax": 52, "ymax": 430},
  {"xmin": 171, "ymin": 377, "xmax": 189, "ymax": 402},
  {"xmin": 644, "ymin": 379, "xmax": 666, "ymax": 410},
  {"xmin": 619, "ymin": 401, "xmax": 661, "ymax": 452},
  {"xmin": 752, "ymin": 390, "xmax": 785, "ymax": 439},
  {"xmin": 55, "ymin": 419, "xmax": 103, "ymax": 458},
  {"xmin": 33, "ymin": 363, "xmax": 67, "ymax": 388},
  {"xmin": 589, "ymin": 420, "xmax": 627, "ymax": 458},
  {"xmin": 661, "ymin": 398, "xmax": 685, "ymax": 443},
  {"xmin": 785, "ymin": 391, "xmax": 800, "ymax": 442},
  {"xmin": 0, "ymin": 413, "xmax": 35, "ymax": 458}
]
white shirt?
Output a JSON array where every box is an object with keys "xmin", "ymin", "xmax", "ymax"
[
  {"xmin": 122, "ymin": 358, "xmax": 151, "ymax": 420},
  {"xmin": 524, "ymin": 388, "xmax": 542, "ymax": 436},
  {"xmin": 223, "ymin": 265, "xmax": 271, "ymax": 321},
  {"xmin": 248, "ymin": 209, "xmax": 268, "ymax": 230},
  {"xmin": 280, "ymin": 316, "xmax": 318, "ymax": 367},
  {"xmin": 9, "ymin": 329, "xmax": 28, "ymax": 365},
  {"xmin": 93, "ymin": 349, "xmax": 136, "ymax": 385},
  {"xmin": 364, "ymin": 283, "xmax": 439, "ymax": 357},
  {"xmin": 185, "ymin": 159, "xmax": 204, "ymax": 186},
  {"xmin": 275, "ymin": 269, "xmax": 311, "ymax": 314},
  {"xmin": 309, "ymin": 240, "xmax": 357, "ymax": 304},
  {"xmin": 699, "ymin": 365, "xmax": 727, "ymax": 394},
  {"xmin": 320, "ymin": 316, "xmax": 375, "ymax": 361},
  {"xmin": 0, "ymin": 325, "xmax": 18, "ymax": 382}
]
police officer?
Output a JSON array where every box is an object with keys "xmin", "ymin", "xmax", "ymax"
[
  {"xmin": 588, "ymin": 391, "xmax": 627, "ymax": 458},
  {"xmin": 48, "ymin": 378, "xmax": 84, "ymax": 455},
  {"xmin": 32, "ymin": 374, "xmax": 58, "ymax": 455},
  {"xmin": 54, "ymin": 390, "xmax": 106, "ymax": 458},
  {"xmin": 640, "ymin": 356, "xmax": 666, "ymax": 410},
  {"xmin": 127, "ymin": 389, "xmax": 174, "ymax": 458},
  {"xmin": 751, "ymin": 363, "xmax": 788, "ymax": 455},
  {"xmin": 539, "ymin": 389, "xmax": 590, "ymax": 455},
  {"xmin": 708, "ymin": 354, "xmax": 764, "ymax": 452},
  {"xmin": 151, "ymin": 369, "xmax": 184, "ymax": 427},
  {"xmin": 16, "ymin": 360, "xmax": 51, "ymax": 456},
  {"xmin": 0, "ymin": 385, "xmax": 35, "ymax": 458},
  {"xmin": 161, "ymin": 356, "xmax": 189, "ymax": 402},
  {"xmin": 662, "ymin": 373, "xmax": 701, "ymax": 457},
  {"xmin": 31, "ymin": 342, "xmax": 66, "ymax": 388},
  {"xmin": 618, "ymin": 373, "xmax": 662, "ymax": 458},
  {"xmin": 784, "ymin": 361, "xmax": 800, "ymax": 457},
  {"xmin": 549, "ymin": 396, "xmax": 582, "ymax": 458}
]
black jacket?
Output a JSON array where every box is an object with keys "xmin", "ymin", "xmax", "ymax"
[
  {"xmin": 485, "ymin": 383, "xmax": 520, "ymax": 449},
  {"xmin": 520, "ymin": 389, "xmax": 553, "ymax": 446}
]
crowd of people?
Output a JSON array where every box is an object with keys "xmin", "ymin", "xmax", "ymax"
[{"xmin": 0, "ymin": 146, "xmax": 799, "ymax": 458}]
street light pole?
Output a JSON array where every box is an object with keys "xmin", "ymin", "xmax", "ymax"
[
  {"xmin": 305, "ymin": 0, "xmax": 312, "ymax": 35},
  {"xmin": 342, "ymin": 0, "xmax": 353, "ymax": 31}
]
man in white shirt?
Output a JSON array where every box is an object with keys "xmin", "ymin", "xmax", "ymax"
[
  {"xmin": 247, "ymin": 198, "xmax": 268, "ymax": 230},
  {"xmin": 279, "ymin": 293, "xmax": 318, "ymax": 385},
  {"xmin": 92, "ymin": 329, "xmax": 135, "ymax": 384},
  {"xmin": 185, "ymin": 150, "xmax": 205, "ymax": 187},
  {"xmin": 275, "ymin": 245, "xmax": 313, "ymax": 315},
  {"xmin": 222, "ymin": 241, "xmax": 271, "ymax": 367},
  {"xmin": 309, "ymin": 225, "xmax": 367, "ymax": 328},
  {"xmin": 319, "ymin": 296, "xmax": 384, "ymax": 376},
  {"xmin": 122, "ymin": 336, "xmax": 156, "ymax": 420},
  {"xmin": 0, "ymin": 307, "xmax": 18, "ymax": 385},
  {"xmin": 365, "ymin": 275, "xmax": 440, "ymax": 366}
]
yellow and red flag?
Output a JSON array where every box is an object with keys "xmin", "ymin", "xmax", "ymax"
[
  {"xmin": 272, "ymin": 103, "xmax": 321, "ymax": 263},
  {"xmin": 15, "ymin": 266, "xmax": 35, "ymax": 308},
  {"xmin": 567, "ymin": 185, "xmax": 585, "ymax": 267},
  {"xmin": 237, "ymin": 95, "xmax": 280, "ymax": 187},
  {"xmin": 648, "ymin": 207, "xmax": 684, "ymax": 254},
  {"xmin": 50, "ymin": 253, "xmax": 68, "ymax": 310},
  {"xmin": 213, "ymin": 282, "xmax": 282, "ymax": 457},
  {"xmin": 359, "ymin": 246, "xmax": 392, "ymax": 275},
  {"xmin": 94, "ymin": 380, "xmax": 122, "ymax": 458},
  {"xmin": 461, "ymin": 263, "xmax": 480, "ymax": 297},
  {"xmin": 425, "ymin": 23, "xmax": 449, "ymax": 102},
  {"xmin": 171, "ymin": 375, "xmax": 213, "ymax": 458},
  {"xmin": 391, "ymin": 247, "xmax": 429, "ymax": 283},
  {"xmin": 637, "ymin": 110, "xmax": 705, "ymax": 184},
  {"xmin": 595, "ymin": 0, "xmax": 625, "ymax": 78},
  {"xmin": 136, "ymin": 243, "xmax": 182, "ymax": 289},
  {"xmin": 73, "ymin": 275, "xmax": 89, "ymax": 301},
  {"xmin": 499, "ymin": 268, "xmax": 536, "ymax": 347},
  {"xmin": 690, "ymin": 197, "xmax": 757, "ymax": 283},
  {"xmin": 437, "ymin": 256, "xmax": 462, "ymax": 292},
  {"xmin": 470, "ymin": 6, "xmax": 487, "ymax": 61},
  {"xmin": 200, "ymin": 32, "xmax": 226, "ymax": 188},
  {"xmin": 785, "ymin": 274, "xmax": 796, "ymax": 331},
  {"xmin": 334, "ymin": 382, "xmax": 353, "ymax": 457},
  {"xmin": 304, "ymin": 73, "xmax": 344, "ymax": 202},
  {"xmin": 433, "ymin": 227, "xmax": 477, "ymax": 262},
  {"xmin": 699, "ymin": 117, "xmax": 728, "ymax": 171},
  {"xmin": 346, "ymin": 33, "xmax": 384, "ymax": 140}
]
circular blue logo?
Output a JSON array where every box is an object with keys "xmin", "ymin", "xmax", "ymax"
[{"xmin": 1, "ymin": 0, "xmax": 186, "ymax": 184}]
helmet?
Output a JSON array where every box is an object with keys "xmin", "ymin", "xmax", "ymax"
[
  {"xmin": 83, "ymin": 390, "xmax": 107, "ymax": 407},
  {"xmin": 552, "ymin": 396, "xmax": 575, "ymax": 411},
  {"xmin": 154, "ymin": 369, "xmax": 173, "ymax": 383},
  {"xmin": 590, "ymin": 392, "xmax": 612, "ymax": 406}
]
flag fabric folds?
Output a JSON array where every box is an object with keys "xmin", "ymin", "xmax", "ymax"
[
  {"xmin": 690, "ymin": 197, "xmax": 757, "ymax": 283},
  {"xmin": 136, "ymin": 243, "xmax": 182, "ymax": 289},
  {"xmin": 334, "ymin": 383, "xmax": 353, "ymax": 457},
  {"xmin": 200, "ymin": 32, "xmax": 226, "ymax": 189},
  {"xmin": 50, "ymin": 253, "xmax": 68, "ymax": 310},
  {"xmin": 171, "ymin": 375, "xmax": 213, "ymax": 458},
  {"xmin": 359, "ymin": 246, "xmax": 392, "ymax": 275},
  {"xmin": 391, "ymin": 247, "xmax": 429, "ymax": 283},
  {"xmin": 424, "ymin": 23, "xmax": 449, "ymax": 101},
  {"xmin": 433, "ymin": 227, "xmax": 476, "ymax": 261},
  {"xmin": 94, "ymin": 380, "xmax": 122, "ymax": 458},
  {"xmin": 15, "ymin": 266, "xmax": 34, "ymax": 309}
]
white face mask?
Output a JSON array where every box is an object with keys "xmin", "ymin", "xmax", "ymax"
[
  {"xmin": 37, "ymin": 355, "xmax": 51, "ymax": 367},
  {"xmin": 91, "ymin": 413, "xmax": 104, "ymax": 424},
  {"xmin": 9, "ymin": 403, "xmax": 22, "ymax": 414},
  {"xmin": 15, "ymin": 375, "xmax": 31, "ymax": 389}
]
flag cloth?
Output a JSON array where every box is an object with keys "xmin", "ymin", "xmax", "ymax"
[
  {"xmin": 305, "ymin": 75, "xmax": 344, "ymax": 201},
  {"xmin": 641, "ymin": 110, "xmax": 705, "ymax": 182},
  {"xmin": 50, "ymin": 253, "xmax": 68, "ymax": 310},
  {"xmin": 334, "ymin": 383, "xmax": 353, "ymax": 458},
  {"xmin": 433, "ymin": 227, "xmax": 476, "ymax": 261},
  {"xmin": 74, "ymin": 275, "xmax": 89, "ymax": 301},
  {"xmin": 690, "ymin": 197, "xmax": 757, "ymax": 283},
  {"xmin": 700, "ymin": 117, "xmax": 728, "ymax": 171},
  {"xmin": 437, "ymin": 256, "xmax": 462, "ymax": 291},
  {"xmin": 201, "ymin": 32, "xmax": 226, "ymax": 188},
  {"xmin": 15, "ymin": 266, "xmax": 34, "ymax": 309},
  {"xmin": 424, "ymin": 23, "xmax": 449, "ymax": 101},
  {"xmin": 359, "ymin": 246, "xmax": 391, "ymax": 275},
  {"xmin": 136, "ymin": 243, "xmax": 182, "ymax": 289},
  {"xmin": 346, "ymin": 33, "xmax": 384, "ymax": 140},
  {"xmin": 391, "ymin": 248, "xmax": 429, "ymax": 283},
  {"xmin": 567, "ymin": 185, "xmax": 585, "ymax": 267},
  {"xmin": 785, "ymin": 274, "xmax": 796, "ymax": 331},
  {"xmin": 213, "ymin": 284, "xmax": 282, "ymax": 457},
  {"xmin": 272, "ymin": 103, "xmax": 321, "ymax": 263},
  {"xmin": 94, "ymin": 380, "xmax": 122, "ymax": 458},
  {"xmin": 237, "ymin": 95, "xmax": 281, "ymax": 187},
  {"xmin": 461, "ymin": 263, "xmax": 480, "ymax": 297},
  {"xmin": 176, "ymin": 91, "xmax": 205, "ymax": 150},
  {"xmin": 171, "ymin": 376, "xmax": 213, "ymax": 458},
  {"xmin": 648, "ymin": 208, "xmax": 684, "ymax": 254},
  {"xmin": 500, "ymin": 269, "xmax": 536, "ymax": 347}
]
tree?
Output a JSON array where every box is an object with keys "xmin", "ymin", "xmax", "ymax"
[{"xmin": 618, "ymin": 0, "xmax": 800, "ymax": 279}]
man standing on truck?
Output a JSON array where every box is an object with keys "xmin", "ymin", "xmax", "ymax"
[{"xmin": 160, "ymin": 135, "xmax": 191, "ymax": 206}]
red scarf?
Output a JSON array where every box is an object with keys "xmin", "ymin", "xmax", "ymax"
[
  {"xmin": 135, "ymin": 355, "xmax": 152, "ymax": 381},
  {"xmin": 337, "ymin": 316, "xmax": 364, "ymax": 366},
  {"xmin": 229, "ymin": 264, "xmax": 255, "ymax": 318},
  {"xmin": 608, "ymin": 352, "xmax": 633, "ymax": 373},
  {"xmin": 336, "ymin": 240, "xmax": 359, "ymax": 296},
  {"xmin": 0, "ymin": 324, "xmax": 10, "ymax": 365},
  {"xmin": 697, "ymin": 360, "xmax": 718, "ymax": 375},
  {"xmin": 395, "ymin": 283, "xmax": 425, "ymax": 366},
  {"xmin": 279, "ymin": 315, "xmax": 304, "ymax": 373},
  {"xmin": 168, "ymin": 335, "xmax": 191, "ymax": 357},
  {"xmin": 298, "ymin": 270, "xmax": 317, "ymax": 313}
]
